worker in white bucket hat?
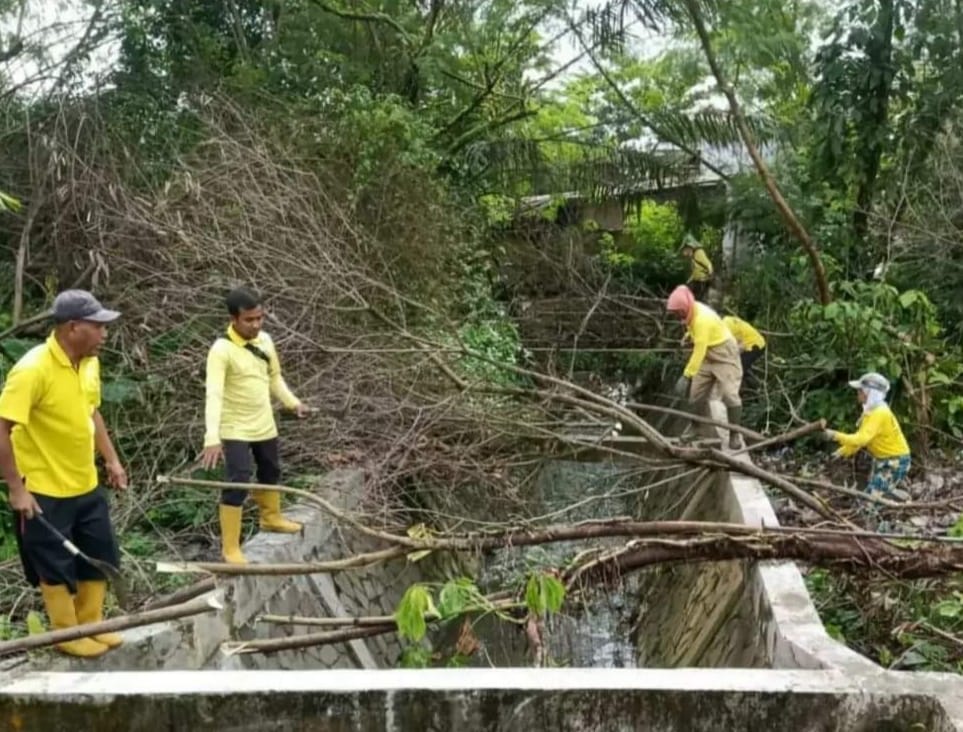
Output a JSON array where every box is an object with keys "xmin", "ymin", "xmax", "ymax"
[{"xmin": 823, "ymin": 372, "xmax": 911, "ymax": 497}]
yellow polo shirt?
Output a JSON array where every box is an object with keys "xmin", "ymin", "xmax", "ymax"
[
  {"xmin": 204, "ymin": 326, "xmax": 300, "ymax": 447},
  {"xmin": 684, "ymin": 302, "xmax": 733, "ymax": 377},
  {"xmin": 722, "ymin": 316, "xmax": 766, "ymax": 351},
  {"xmin": 0, "ymin": 333, "xmax": 100, "ymax": 497},
  {"xmin": 833, "ymin": 404, "xmax": 910, "ymax": 459},
  {"xmin": 689, "ymin": 248, "xmax": 714, "ymax": 282}
]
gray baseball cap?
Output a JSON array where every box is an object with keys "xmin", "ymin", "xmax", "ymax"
[
  {"xmin": 848, "ymin": 372, "xmax": 890, "ymax": 393},
  {"xmin": 51, "ymin": 290, "xmax": 120, "ymax": 324}
]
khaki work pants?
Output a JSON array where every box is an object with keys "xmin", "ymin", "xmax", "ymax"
[{"xmin": 689, "ymin": 337, "xmax": 743, "ymax": 408}]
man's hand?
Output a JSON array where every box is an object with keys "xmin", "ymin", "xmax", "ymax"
[
  {"xmin": 823, "ymin": 429, "xmax": 837, "ymax": 441},
  {"xmin": 673, "ymin": 375, "xmax": 691, "ymax": 398},
  {"xmin": 294, "ymin": 403, "xmax": 313, "ymax": 419},
  {"xmin": 105, "ymin": 460, "xmax": 128, "ymax": 490},
  {"xmin": 200, "ymin": 444, "xmax": 223, "ymax": 470},
  {"xmin": 9, "ymin": 487, "xmax": 40, "ymax": 519}
]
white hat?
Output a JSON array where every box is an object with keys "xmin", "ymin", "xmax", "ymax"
[{"xmin": 847, "ymin": 372, "xmax": 890, "ymax": 393}]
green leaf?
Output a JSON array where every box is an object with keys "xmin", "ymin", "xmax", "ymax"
[
  {"xmin": 934, "ymin": 600, "xmax": 961, "ymax": 619},
  {"xmin": 0, "ymin": 338, "xmax": 39, "ymax": 362},
  {"xmin": 0, "ymin": 191, "xmax": 22, "ymax": 213},
  {"xmin": 399, "ymin": 644, "xmax": 432, "ymax": 668},
  {"xmin": 25, "ymin": 611, "xmax": 46, "ymax": 636},
  {"xmin": 899, "ymin": 290, "xmax": 921, "ymax": 309},
  {"xmin": 524, "ymin": 571, "xmax": 566, "ymax": 615},
  {"xmin": 394, "ymin": 584, "xmax": 437, "ymax": 642},
  {"xmin": 438, "ymin": 577, "xmax": 479, "ymax": 619}
]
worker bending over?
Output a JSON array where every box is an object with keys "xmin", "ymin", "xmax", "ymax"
[
  {"xmin": 722, "ymin": 314, "xmax": 766, "ymax": 390},
  {"xmin": 824, "ymin": 372, "xmax": 911, "ymax": 497},
  {"xmin": 201, "ymin": 287, "xmax": 309, "ymax": 564},
  {"xmin": 679, "ymin": 235, "xmax": 714, "ymax": 301},
  {"xmin": 667, "ymin": 285, "xmax": 744, "ymax": 449},
  {"xmin": 0, "ymin": 291, "xmax": 127, "ymax": 657}
]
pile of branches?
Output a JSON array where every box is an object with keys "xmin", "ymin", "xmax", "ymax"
[{"xmin": 1, "ymin": 99, "xmax": 547, "ymax": 528}]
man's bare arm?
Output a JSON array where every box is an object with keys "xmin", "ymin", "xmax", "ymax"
[
  {"xmin": 0, "ymin": 418, "xmax": 39, "ymax": 517},
  {"xmin": 94, "ymin": 410, "xmax": 128, "ymax": 489}
]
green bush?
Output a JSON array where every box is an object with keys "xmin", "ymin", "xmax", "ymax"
[
  {"xmin": 599, "ymin": 200, "xmax": 720, "ymax": 294},
  {"xmin": 783, "ymin": 282, "xmax": 962, "ymax": 435}
]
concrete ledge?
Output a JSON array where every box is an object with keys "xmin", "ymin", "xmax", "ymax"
[
  {"xmin": 1, "ymin": 668, "xmax": 961, "ymax": 731},
  {"xmin": 726, "ymin": 471, "xmax": 877, "ymax": 672},
  {"xmin": 707, "ymin": 403, "xmax": 877, "ymax": 672}
]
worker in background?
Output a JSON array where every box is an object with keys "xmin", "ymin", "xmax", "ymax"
[
  {"xmin": 200, "ymin": 286, "xmax": 309, "ymax": 564},
  {"xmin": 722, "ymin": 314, "xmax": 766, "ymax": 391},
  {"xmin": 824, "ymin": 372, "xmax": 911, "ymax": 497},
  {"xmin": 667, "ymin": 285, "xmax": 744, "ymax": 449},
  {"xmin": 680, "ymin": 234, "xmax": 714, "ymax": 301},
  {"xmin": 0, "ymin": 291, "xmax": 127, "ymax": 658}
]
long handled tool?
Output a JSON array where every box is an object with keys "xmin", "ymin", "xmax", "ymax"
[{"xmin": 33, "ymin": 513, "xmax": 130, "ymax": 610}]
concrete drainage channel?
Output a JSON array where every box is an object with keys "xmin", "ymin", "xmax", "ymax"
[{"xmin": 2, "ymin": 453, "xmax": 963, "ymax": 729}]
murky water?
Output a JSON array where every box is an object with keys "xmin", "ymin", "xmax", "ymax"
[{"xmin": 475, "ymin": 460, "xmax": 644, "ymax": 668}]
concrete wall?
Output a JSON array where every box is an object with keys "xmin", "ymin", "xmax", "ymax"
[
  {"xmin": 1, "ymin": 668, "xmax": 962, "ymax": 732},
  {"xmin": 635, "ymin": 466, "xmax": 873, "ymax": 672}
]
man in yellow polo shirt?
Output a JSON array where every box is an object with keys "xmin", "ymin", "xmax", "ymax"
[
  {"xmin": 722, "ymin": 314, "xmax": 767, "ymax": 391},
  {"xmin": 200, "ymin": 286, "xmax": 308, "ymax": 564},
  {"xmin": 0, "ymin": 290, "xmax": 127, "ymax": 658},
  {"xmin": 680, "ymin": 234, "xmax": 714, "ymax": 301}
]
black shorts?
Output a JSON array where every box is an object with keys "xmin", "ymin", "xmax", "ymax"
[
  {"xmin": 221, "ymin": 438, "xmax": 281, "ymax": 506},
  {"xmin": 13, "ymin": 487, "xmax": 119, "ymax": 592}
]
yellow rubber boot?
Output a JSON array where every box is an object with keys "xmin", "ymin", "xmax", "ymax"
[
  {"xmin": 253, "ymin": 490, "xmax": 302, "ymax": 534},
  {"xmin": 218, "ymin": 504, "xmax": 247, "ymax": 564},
  {"xmin": 75, "ymin": 580, "xmax": 123, "ymax": 649},
  {"xmin": 39, "ymin": 583, "xmax": 108, "ymax": 658}
]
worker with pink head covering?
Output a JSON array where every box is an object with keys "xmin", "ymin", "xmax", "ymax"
[{"xmin": 666, "ymin": 284, "xmax": 744, "ymax": 448}]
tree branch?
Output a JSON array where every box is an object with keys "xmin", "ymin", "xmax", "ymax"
[
  {"xmin": 307, "ymin": 0, "xmax": 413, "ymax": 43},
  {"xmin": 0, "ymin": 595, "xmax": 221, "ymax": 658},
  {"xmin": 682, "ymin": 0, "xmax": 831, "ymax": 304}
]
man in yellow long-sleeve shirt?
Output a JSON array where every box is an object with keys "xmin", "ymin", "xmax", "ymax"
[
  {"xmin": 200, "ymin": 287, "xmax": 309, "ymax": 564},
  {"xmin": 680, "ymin": 235, "xmax": 714, "ymax": 301},
  {"xmin": 824, "ymin": 372, "xmax": 911, "ymax": 496},
  {"xmin": 722, "ymin": 314, "xmax": 766, "ymax": 391},
  {"xmin": 667, "ymin": 285, "xmax": 744, "ymax": 448}
]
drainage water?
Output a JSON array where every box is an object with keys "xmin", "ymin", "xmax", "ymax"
[{"xmin": 474, "ymin": 459, "xmax": 648, "ymax": 667}]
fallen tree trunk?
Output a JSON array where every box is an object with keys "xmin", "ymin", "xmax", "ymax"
[
  {"xmin": 0, "ymin": 595, "xmax": 222, "ymax": 658},
  {"xmin": 568, "ymin": 533, "xmax": 963, "ymax": 586},
  {"xmin": 220, "ymin": 529, "xmax": 963, "ymax": 656}
]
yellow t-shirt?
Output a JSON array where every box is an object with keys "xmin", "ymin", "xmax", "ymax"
[
  {"xmin": 834, "ymin": 404, "xmax": 910, "ymax": 459},
  {"xmin": 204, "ymin": 326, "xmax": 301, "ymax": 447},
  {"xmin": 722, "ymin": 316, "xmax": 766, "ymax": 351},
  {"xmin": 0, "ymin": 333, "xmax": 100, "ymax": 497},
  {"xmin": 684, "ymin": 303, "xmax": 732, "ymax": 377},
  {"xmin": 689, "ymin": 248, "xmax": 714, "ymax": 282}
]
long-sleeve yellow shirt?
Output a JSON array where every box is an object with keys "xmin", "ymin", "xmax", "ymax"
[
  {"xmin": 688, "ymin": 248, "xmax": 714, "ymax": 282},
  {"xmin": 722, "ymin": 316, "xmax": 766, "ymax": 351},
  {"xmin": 204, "ymin": 326, "xmax": 301, "ymax": 447},
  {"xmin": 684, "ymin": 302, "xmax": 733, "ymax": 377},
  {"xmin": 833, "ymin": 404, "xmax": 910, "ymax": 459}
]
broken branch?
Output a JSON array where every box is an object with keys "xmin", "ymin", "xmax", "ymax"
[{"xmin": 0, "ymin": 595, "xmax": 222, "ymax": 658}]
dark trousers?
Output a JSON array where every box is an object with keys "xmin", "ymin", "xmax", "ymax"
[
  {"xmin": 14, "ymin": 487, "xmax": 119, "ymax": 592},
  {"xmin": 690, "ymin": 279, "xmax": 710, "ymax": 301},
  {"xmin": 740, "ymin": 346, "xmax": 765, "ymax": 391},
  {"xmin": 221, "ymin": 438, "xmax": 281, "ymax": 506}
]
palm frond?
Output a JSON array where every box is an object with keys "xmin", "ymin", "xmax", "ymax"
[{"xmin": 646, "ymin": 108, "xmax": 773, "ymax": 148}]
